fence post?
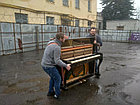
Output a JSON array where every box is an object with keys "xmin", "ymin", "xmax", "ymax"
[
  {"xmin": 19, "ymin": 24, "xmax": 23, "ymax": 52},
  {"xmin": 35, "ymin": 26, "xmax": 39, "ymax": 50},
  {"xmin": 41, "ymin": 24, "xmax": 43, "ymax": 49},
  {"xmin": 129, "ymin": 30, "xmax": 132, "ymax": 43},
  {"xmin": 0, "ymin": 23, "xmax": 4, "ymax": 55},
  {"xmin": 79, "ymin": 27, "xmax": 80, "ymax": 37}
]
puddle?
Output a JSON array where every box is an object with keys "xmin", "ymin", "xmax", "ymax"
[
  {"xmin": 122, "ymin": 73, "xmax": 140, "ymax": 104},
  {"xmin": 97, "ymin": 85, "xmax": 102, "ymax": 95}
]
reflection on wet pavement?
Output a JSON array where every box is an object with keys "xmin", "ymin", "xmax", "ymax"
[{"xmin": 0, "ymin": 42, "xmax": 140, "ymax": 105}]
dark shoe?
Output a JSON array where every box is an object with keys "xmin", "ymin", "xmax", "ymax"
[
  {"xmin": 95, "ymin": 73, "xmax": 101, "ymax": 76},
  {"xmin": 47, "ymin": 91, "xmax": 55, "ymax": 96},
  {"xmin": 94, "ymin": 73, "xmax": 101, "ymax": 78},
  {"xmin": 95, "ymin": 75, "xmax": 100, "ymax": 78},
  {"xmin": 60, "ymin": 86, "xmax": 68, "ymax": 91},
  {"xmin": 54, "ymin": 94, "xmax": 59, "ymax": 99}
]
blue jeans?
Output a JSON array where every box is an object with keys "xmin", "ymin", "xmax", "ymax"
[{"xmin": 42, "ymin": 66, "xmax": 61, "ymax": 96}]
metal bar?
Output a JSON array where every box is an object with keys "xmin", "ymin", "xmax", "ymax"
[
  {"xmin": 13, "ymin": 23, "xmax": 17, "ymax": 53},
  {"xmin": 41, "ymin": 24, "xmax": 43, "ymax": 49}
]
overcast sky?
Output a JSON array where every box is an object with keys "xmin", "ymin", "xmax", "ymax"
[{"xmin": 97, "ymin": 0, "xmax": 140, "ymax": 12}]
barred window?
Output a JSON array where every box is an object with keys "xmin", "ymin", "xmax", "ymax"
[
  {"xmin": 75, "ymin": 0, "xmax": 79, "ymax": 9},
  {"xmin": 117, "ymin": 26, "xmax": 124, "ymax": 30},
  {"xmin": 88, "ymin": 20, "xmax": 92, "ymax": 27},
  {"xmin": 63, "ymin": 0, "xmax": 69, "ymax": 6},
  {"xmin": 61, "ymin": 18, "xmax": 71, "ymax": 26},
  {"xmin": 75, "ymin": 19, "xmax": 79, "ymax": 27},
  {"xmin": 46, "ymin": 16, "xmax": 54, "ymax": 25},
  {"xmin": 88, "ymin": 0, "xmax": 91, "ymax": 12},
  {"xmin": 15, "ymin": 13, "xmax": 28, "ymax": 24}
]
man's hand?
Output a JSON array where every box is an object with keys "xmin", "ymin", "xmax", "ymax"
[
  {"xmin": 66, "ymin": 64, "xmax": 71, "ymax": 71},
  {"xmin": 94, "ymin": 40, "xmax": 100, "ymax": 46},
  {"xmin": 94, "ymin": 40, "xmax": 97, "ymax": 44}
]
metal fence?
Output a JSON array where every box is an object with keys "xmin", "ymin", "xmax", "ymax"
[
  {"xmin": 1, "ymin": 22, "xmax": 140, "ymax": 56},
  {"xmin": 0, "ymin": 22, "xmax": 90, "ymax": 55},
  {"xmin": 99, "ymin": 30, "xmax": 140, "ymax": 43}
]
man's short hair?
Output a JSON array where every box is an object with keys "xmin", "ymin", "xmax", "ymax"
[
  {"xmin": 89, "ymin": 27, "xmax": 96, "ymax": 31},
  {"xmin": 55, "ymin": 32, "xmax": 64, "ymax": 39}
]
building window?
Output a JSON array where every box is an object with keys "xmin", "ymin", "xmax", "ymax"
[
  {"xmin": 63, "ymin": 0, "xmax": 69, "ymax": 6},
  {"xmin": 88, "ymin": 0, "xmax": 91, "ymax": 12},
  {"xmin": 15, "ymin": 13, "xmax": 28, "ymax": 24},
  {"xmin": 61, "ymin": 18, "xmax": 71, "ymax": 26},
  {"xmin": 46, "ymin": 16, "xmax": 54, "ymax": 25},
  {"xmin": 46, "ymin": 0, "xmax": 54, "ymax": 2},
  {"xmin": 117, "ymin": 26, "xmax": 124, "ymax": 30},
  {"xmin": 75, "ymin": 19, "xmax": 79, "ymax": 27},
  {"xmin": 75, "ymin": 0, "xmax": 79, "ymax": 9},
  {"xmin": 49, "ymin": 0, "xmax": 54, "ymax": 2},
  {"xmin": 88, "ymin": 20, "xmax": 92, "ymax": 27}
]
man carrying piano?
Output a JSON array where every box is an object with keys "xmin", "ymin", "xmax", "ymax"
[
  {"xmin": 41, "ymin": 32, "xmax": 71, "ymax": 99},
  {"xmin": 86, "ymin": 27, "xmax": 103, "ymax": 78}
]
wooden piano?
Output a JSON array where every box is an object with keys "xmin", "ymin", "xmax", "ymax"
[{"xmin": 57, "ymin": 38, "xmax": 103, "ymax": 88}]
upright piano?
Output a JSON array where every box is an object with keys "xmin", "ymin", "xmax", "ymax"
[{"xmin": 57, "ymin": 38, "xmax": 103, "ymax": 88}]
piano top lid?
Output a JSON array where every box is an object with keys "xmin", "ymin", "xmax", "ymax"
[{"xmin": 62, "ymin": 37, "xmax": 92, "ymax": 47}]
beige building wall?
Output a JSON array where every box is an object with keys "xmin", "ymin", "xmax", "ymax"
[{"xmin": 0, "ymin": 0, "xmax": 97, "ymax": 27}]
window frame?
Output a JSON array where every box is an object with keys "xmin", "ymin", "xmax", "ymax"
[
  {"xmin": 63, "ymin": 0, "xmax": 69, "ymax": 7},
  {"xmin": 75, "ymin": 19, "xmax": 79, "ymax": 27},
  {"xmin": 88, "ymin": 0, "xmax": 91, "ymax": 12},
  {"xmin": 75, "ymin": 0, "xmax": 80, "ymax": 9}
]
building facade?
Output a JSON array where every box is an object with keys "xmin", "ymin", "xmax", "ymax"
[
  {"xmin": 0, "ymin": 0, "xmax": 97, "ymax": 27},
  {"xmin": 96, "ymin": 12, "xmax": 103, "ymax": 30},
  {"xmin": 106, "ymin": 20, "xmax": 140, "ymax": 30}
]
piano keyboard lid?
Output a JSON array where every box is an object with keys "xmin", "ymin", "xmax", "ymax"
[{"xmin": 63, "ymin": 54, "xmax": 100, "ymax": 63}]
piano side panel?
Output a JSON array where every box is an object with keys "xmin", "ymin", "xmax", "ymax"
[{"xmin": 64, "ymin": 63, "xmax": 90, "ymax": 84}]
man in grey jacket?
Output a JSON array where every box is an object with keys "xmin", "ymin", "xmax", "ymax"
[{"xmin": 41, "ymin": 32, "xmax": 71, "ymax": 99}]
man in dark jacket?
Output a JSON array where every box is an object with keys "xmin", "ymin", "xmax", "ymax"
[
  {"xmin": 86, "ymin": 27, "xmax": 102, "ymax": 53},
  {"xmin": 41, "ymin": 32, "xmax": 71, "ymax": 99},
  {"xmin": 86, "ymin": 27, "xmax": 102, "ymax": 77}
]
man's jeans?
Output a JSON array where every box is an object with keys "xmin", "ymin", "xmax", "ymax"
[
  {"xmin": 42, "ymin": 66, "xmax": 61, "ymax": 96},
  {"xmin": 95, "ymin": 60, "xmax": 98, "ymax": 74}
]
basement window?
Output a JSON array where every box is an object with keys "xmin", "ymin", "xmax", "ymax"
[
  {"xmin": 46, "ymin": 16, "xmax": 54, "ymax": 25},
  {"xmin": 15, "ymin": 13, "xmax": 28, "ymax": 24},
  {"xmin": 46, "ymin": 0, "xmax": 54, "ymax": 3}
]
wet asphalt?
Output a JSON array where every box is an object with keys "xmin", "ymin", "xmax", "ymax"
[{"xmin": 0, "ymin": 42, "xmax": 140, "ymax": 105}]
